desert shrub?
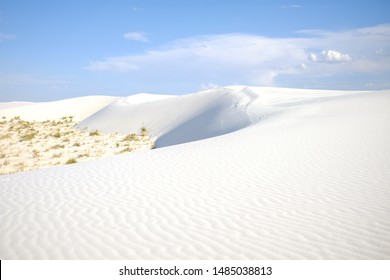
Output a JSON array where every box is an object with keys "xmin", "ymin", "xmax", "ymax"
[
  {"xmin": 66, "ymin": 158, "xmax": 77, "ymax": 164},
  {"xmin": 123, "ymin": 133, "xmax": 137, "ymax": 141},
  {"xmin": 78, "ymin": 153, "xmax": 90, "ymax": 158},
  {"xmin": 51, "ymin": 144, "xmax": 65, "ymax": 149},
  {"xmin": 73, "ymin": 142, "xmax": 81, "ymax": 147},
  {"xmin": 119, "ymin": 147, "xmax": 132, "ymax": 153},
  {"xmin": 52, "ymin": 131, "xmax": 61, "ymax": 138},
  {"xmin": 16, "ymin": 162, "xmax": 26, "ymax": 172},
  {"xmin": 0, "ymin": 133, "xmax": 11, "ymax": 140},
  {"xmin": 20, "ymin": 132, "xmax": 36, "ymax": 141},
  {"xmin": 89, "ymin": 130, "xmax": 100, "ymax": 136},
  {"xmin": 140, "ymin": 127, "xmax": 148, "ymax": 136},
  {"xmin": 52, "ymin": 153, "xmax": 62, "ymax": 158},
  {"xmin": 32, "ymin": 150, "xmax": 40, "ymax": 158},
  {"xmin": 19, "ymin": 121, "xmax": 31, "ymax": 129}
]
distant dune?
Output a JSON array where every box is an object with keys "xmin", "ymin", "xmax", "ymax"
[
  {"xmin": 1, "ymin": 86, "xmax": 389, "ymax": 259},
  {"xmin": 0, "ymin": 95, "xmax": 119, "ymax": 122}
]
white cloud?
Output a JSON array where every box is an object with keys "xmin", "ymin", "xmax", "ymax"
[
  {"xmin": 308, "ymin": 50, "xmax": 352, "ymax": 63},
  {"xmin": 87, "ymin": 34, "xmax": 307, "ymax": 86},
  {"xmin": 86, "ymin": 24, "xmax": 390, "ymax": 90},
  {"xmin": 123, "ymin": 32, "xmax": 149, "ymax": 42},
  {"xmin": 86, "ymin": 57, "xmax": 139, "ymax": 72}
]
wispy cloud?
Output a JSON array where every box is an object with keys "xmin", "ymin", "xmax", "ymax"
[
  {"xmin": 129, "ymin": 6, "xmax": 144, "ymax": 12},
  {"xmin": 123, "ymin": 32, "xmax": 149, "ymax": 42},
  {"xmin": 281, "ymin": 4, "xmax": 302, "ymax": 9},
  {"xmin": 0, "ymin": 32, "xmax": 16, "ymax": 42},
  {"xmin": 86, "ymin": 24, "xmax": 390, "ymax": 90},
  {"xmin": 0, "ymin": 73, "xmax": 69, "ymax": 87},
  {"xmin": 0, "ymin": 73, "xmax": 70, "ymax": 101}
]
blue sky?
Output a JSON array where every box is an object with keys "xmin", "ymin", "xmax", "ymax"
[{"xmin": 0, "ymin": 0, "xmax": 389, "ymax": 101}]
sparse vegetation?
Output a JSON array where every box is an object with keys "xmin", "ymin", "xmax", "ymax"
[
  {"xmin": 120, "ymin": 147, "xmax": 132, "ymax": 153},
  {"xmin": 123, "ymin": 133, "xmax": 138, "ymax": 141},
  {"xmin": 89, "ymin": 130, "xmax": 100, "ymax": 136},
  {"xmin": 0, "ymin": 133, "xmax": 11, "ymax": 140},
  {"xmin": 0, "ymin": 117, "xmax": 155, "ymax": 175},
  {"xmin": 141, "ymin": 127, "xmax": 148, "ymax": 136},
  {"xmin": 78, "ymin": 153, "xmax": 90, "ymax": 158},
  {"xmin": 52, "ymin": 131, "xmax": 61, "ymax": 138},
  {"xmin": 32, "ymin": 150, "xmax": 40, "ymax": 158},
  {"xmin": 65, "ymin": 158, "xmax": 77, "ymax": 164},
  {"xmin": 51, "ymin": 144, "xmax": 65, "ymax": 149},
  {"xmin": 20, "ymin": 132, "xmax": 37, "ymax": 141}
]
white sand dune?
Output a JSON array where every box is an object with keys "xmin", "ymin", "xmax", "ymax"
[
  {"xmin": 0, "ymin": 95, "xmax": 119, "ymax": 122},
  {"xmin": 1, "ymin": 87, "xmax": 390, "ymax": 259},
  {"xmin": 78, "ymin": 86, "xmax": 363, "ymax": 147}
]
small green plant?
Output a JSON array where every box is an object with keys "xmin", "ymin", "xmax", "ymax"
[
  {"xmin": 32, "ymin": 150, "xmax": 40, "ymax": 158},
  {"xmin": 66, "ymin": 158, "xmax": 77, "ymax": 164},
  {"xmin": 89, "ymin": 130, "xmax": 100, "ymax": 136},
  {"xmin": 0, "ymin": 133, "xmax": 11, "ymax": 140},
  {"xmin": 119, "ymin": 147, "xmax": 132, "ymax": 153},
  {"xmin": 141, "ymin": 127, "xmax": 148, "ymax": 136},
  {"xmin": 16, "ymin": 162, "xmax": 26, "ymax": 172},
  {"xmin": 51, "ymin": 144, "xmax": 65, "ymax": 149},
  {"xmin": 123, "ymin": 133, "xmax": 137, "ymax": 141},
  {"xmin": 52, "ymin": 131, "xmax": 61, "ymax": 138},
  {"xmin": 78, "ymin": 153, "xmax": 90, "ymax": 158},
  {"xmin": 19, "ymin": 121, "xmax": 31, "ymax": 129},
  {"xmin": 20, "ymin": 132, "xmax": 36, "ymax": 141},
  {"xmin": 52, "ymin": 153, "xmax": 62, "ymax": 158},
  {"xmin": 73, "ymin": 142, "xmax": 81, "ymax": 147}
]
